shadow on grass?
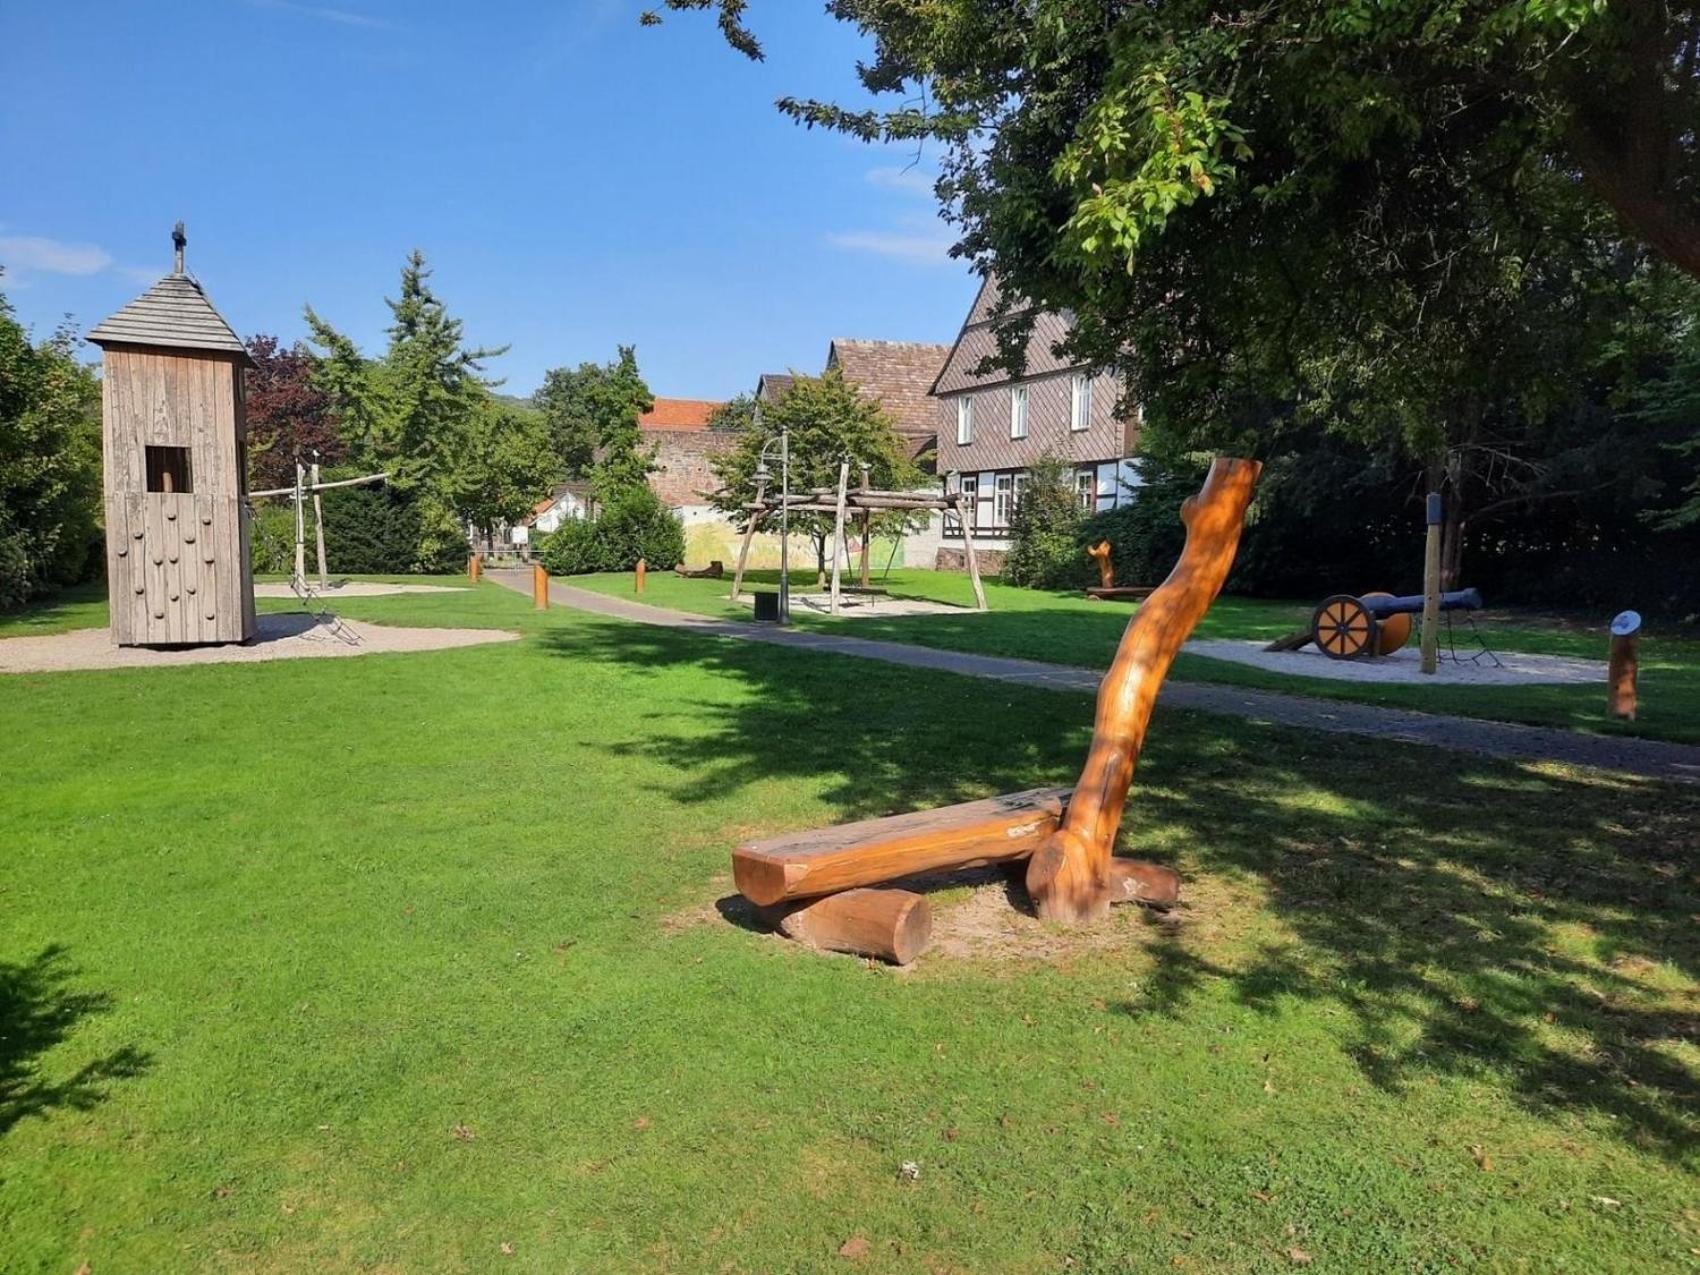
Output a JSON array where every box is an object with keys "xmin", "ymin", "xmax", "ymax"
[
  {"xmin": 538, "ymin": 617, "xmax": 1699, "ymax": 1162},
  {"xmin": 0, "ymin": 946, "xmax": 150, "ymax": 1136}
]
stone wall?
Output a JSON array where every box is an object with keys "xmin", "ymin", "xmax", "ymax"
[{"xmin": 935, "ymin": 545, "xmax": 1008, "ymax": 575}]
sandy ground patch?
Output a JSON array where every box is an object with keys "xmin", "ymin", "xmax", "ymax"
[
  {"xmin": 252, "ymin": 581, "xmax": 467, "ymax": 598},
  {"xmin": 733, "ymin": 591, "xmax": 981, "ymax": 619},
  {"xmin": 0, "ymin": 612, "xmax": 518, "ymax": 674},
  {"xmin": 1185, "ymin": 637, "xmax": 1606, "ymax": 686},
  {"xmin": 675, "ymin": 863, "xmax": 1183, "ymax": 968}
]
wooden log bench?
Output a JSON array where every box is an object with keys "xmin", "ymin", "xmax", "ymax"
[
  {"xmin": 734, "ymin": 787, "xmax": 1072, "ymax": 906},
  {"xmin": 733, "ymin": 788, "xmax": 1181, "ymax": 914}
]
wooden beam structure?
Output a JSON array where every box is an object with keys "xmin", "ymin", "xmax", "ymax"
[{"xmin": 729, "ymin": 482, "xmax": 990, "ymax": 612}]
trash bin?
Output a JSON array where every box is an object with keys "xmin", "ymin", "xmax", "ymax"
[{"xmin": 752, "ymin": 590, "xmax": 781, "ymax": 622}]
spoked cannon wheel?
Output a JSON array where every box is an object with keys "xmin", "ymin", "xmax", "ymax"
[{"xmin": 1312, "ymin": 594, "xmax": 1378, "ymax": 660}]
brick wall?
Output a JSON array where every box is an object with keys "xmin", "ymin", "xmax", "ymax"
[{"xmin": 935, "ymin": 546, "xmax": 1008, "ymax": 575}]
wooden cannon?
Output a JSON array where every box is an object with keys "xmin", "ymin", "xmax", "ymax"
[
  {"xmin": 1299, "ymin": 587, "xmax": 1482, "ymax": 660},
  {"xmin": 728, "ymin": 458, "xmax": 1262, "ymax": 963}
]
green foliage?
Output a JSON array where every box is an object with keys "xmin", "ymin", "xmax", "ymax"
[
  {"xmin": 305, "ymin": 252, "xmax": 514, "ymax": 567},
  {"xmin": 247, "ymin": 503, "xmax": 297, "ymax": 576},
  {"xmin": 538, "ymin": 484, "xmax": 684, "ymax": 575},
  {"xmin": 670, "ymin": 3, "xmax": 1700, "ymax": 585},
  {"xmin": 457, "ymin": 400, "xmax": 561, "ymax": 543},
  {"xmin": 706, "ymin": 392, "xmax": 758, "ymax": 432},
  {"xmin": 0, "ymin": 288, "xmax": 101, "ymax": 610},
  {"xmin": 1002, "ymin": 456, "xmax": 1083, "ymax": 589},
  {"xmin": 533, "ymin": 347, "xmax": 656, "ymax": 484},
  {"xmin": 319, "ymin": 486, "xmax": 463, "ymax": 575}
]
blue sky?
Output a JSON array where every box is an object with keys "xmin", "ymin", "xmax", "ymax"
[{"xmin": 0, "ymin": 1, "xmax": 978, "ymax": 399}]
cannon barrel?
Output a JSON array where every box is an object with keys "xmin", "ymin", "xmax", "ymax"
[{"xmin": 1363, "ymin": 587, "xmax": 1481, "ymax": 618}]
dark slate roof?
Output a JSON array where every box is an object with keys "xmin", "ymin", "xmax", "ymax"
[
  {"xmin": 755, "ymin": 372, "xmax": 794, "ymax": 403},
  {"xmin": 931, "ymin": 274, "xmax": 1086, "ymax": 395},
  {"xmin": 87, "ymin": 273, "xmax": 254, "ymax": 365},
  {"xmin": 826, "ymin": 339, "xmax": 952, "ymax": 444}
]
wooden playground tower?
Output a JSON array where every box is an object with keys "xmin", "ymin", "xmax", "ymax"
[
  {"xmin": 730, "ymin": 459, "xmax": 989, "ymax": 615},
  {"xmin": 88, "ymin": 224, "xmax": 258, "ymax": 646},
  {"xmin": 730, "ymin": 458, "xmax": 1263, "ymax": 961}
]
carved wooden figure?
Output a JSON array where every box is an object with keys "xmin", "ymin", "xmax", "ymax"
[
  {"xmin": 1026, "ymin": 458, "xmax": 1262, "ymax": 922},
  {"xmin": 1087, "ymin": 540, "xmax": 1115, "ymax": 590},
  {"xmin": 88, "ymin": 225, "xmax": 257, "ymax": 646}
]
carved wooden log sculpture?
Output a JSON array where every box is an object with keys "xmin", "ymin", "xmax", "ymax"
[
  {"xmin": 768, "ymin": 888, "xmax": 933, "ymax": 965},
  {"xmin": 1027, "ymin": 458, "xmax": 1262, "ymax": 923},
  {"xmin": 1087, "ymin": 540, "xmax": 1115, "ymax": 590}
]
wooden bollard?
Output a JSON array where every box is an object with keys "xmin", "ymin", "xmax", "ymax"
[
  {"xmin": 635, "ymin": 558, "xmax": 647, "ymax": 593},
  {"xmin": 533, "ymin": 562, "xmax": 549, "ymax": 610},
  {"xmin": 468, "ymin": 553, "xmax": 482, "ymax": 583},
  {"xmin": 770, "ymin": 888, "xmax": 932, "ymax": 965},
  {"xmin": 1608, "ymin": 610, "xmax": 1641, "ymax": 721}
]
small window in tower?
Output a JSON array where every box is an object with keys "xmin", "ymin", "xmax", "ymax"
[{"xmin": 146, "ymin": 445, "xmax": 194, "ymax": 494}]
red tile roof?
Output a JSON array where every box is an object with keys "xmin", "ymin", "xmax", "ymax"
[{"xmin": 639, "ymin": 398, "xmax": 725, "ymax": 431}]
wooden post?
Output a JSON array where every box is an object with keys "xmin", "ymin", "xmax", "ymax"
[
  {"xmin": 310, "ymin": 461, "xmax": 329, "ymax": 589},
  {"xmin": 731, "ymin": 476, "xmax": 766, "ymax": 602},
  {"xmin": 468, "ymin": 553, "xmax": 481, "ymax": 583},
  {"xmin": 1087, "ymin": 540, "xmax": 1114, "ymax": 590},
  {"xmin": 828, "ymin": 460, "xmax": 850, "ymax": 616},
  {"xmin": 533, "ymin": 562, "xmax": 549, "ymax": 610},
  {"xmin": 292, "ymin": 460, "xmax": 307, "ymax": 591},
  {"xmin": 1608, "ymin": 610, "xmax": 1641, "ymax": 720},
  {"xmin": 771, "ymin": 889, "xmax": 933, "ymax": 965},
  {"xmin": 1026, "ymin": 458, "xmax": 1260, "ymax": 922},
  {"xmin": 1420, "ymin": 491, "xmax": 1442, "ymax": 675},
  {"xmin": 859, "ymin": 463, "xmax": 872, "ymax": 589},
  {"xmin": 635, "ymin": 558, "xmax": 647, "ymax": 593},
  {"xmin": 956, "ymin": 495, "xmax": 988, "ymax": 612}
]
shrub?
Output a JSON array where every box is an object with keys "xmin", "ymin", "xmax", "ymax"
[
  {"xmin": 1002, "ymin": 457, "xmax": 1084, "ymax": 589},
  {"xmin": 540, "ymin": 485, "xmax": 685, "ymax": 576},
  {"xmin": 248, "ymin": 503, "xmax": 297, "ymax": 575}
]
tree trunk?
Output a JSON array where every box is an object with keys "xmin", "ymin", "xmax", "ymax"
[{"xmin": 1026, "ymin": 458, "xmax": 1261, "ymax": 923}]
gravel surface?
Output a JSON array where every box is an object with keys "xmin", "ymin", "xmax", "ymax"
[
  {"xmin": 0, "ymin": 612, "xmax": 518, "ymax": 674},
  {"xmin": 251, "ymin": 581, "xmax": 468, "ymax": 598},
  {"xmin": 1186, "ymin": 638, "xmax": 1606, "ymax": 685}
]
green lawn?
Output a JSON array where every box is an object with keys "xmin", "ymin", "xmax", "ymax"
[
  {"xmin": 571, "ymin": 569, "xmax": 1700, "ymax": 745},
  {"xmin": 2, "ymin": 582, "xmax": 1696, "ymax": 1271}
]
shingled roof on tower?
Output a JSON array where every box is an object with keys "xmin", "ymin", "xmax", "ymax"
[{"xmin": 88, "ymin": 225, "xmax": 253, "ymax": 366}]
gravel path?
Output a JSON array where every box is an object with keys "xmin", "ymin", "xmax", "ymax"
[
  {"xmin": 252, "ymin": 581, "xmax": 468, "ymax": 598},
  {"xmin": 492, "ymin": 571, "xmax": 1700, "ymax": 786},
  {"xmin": 0, "ymin": 612, "xmax": 518, "ymax": 673}
]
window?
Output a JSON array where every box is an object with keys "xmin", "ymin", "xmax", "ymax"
[
  {"xmin": 1012, "ymin": 471, "xmax": 1029, "ymax": 514},
  {"xmin": 145, "ymin": 445, "xmax": 194, "ymax": 494},
  {"xmin": 1009, "ymin": 385, "xmax": 1028, "ymax": 439},
  {"xmin": 1075, "ymin": 469, "xmax": 1095, "ymax": 510},
  {"xmin": 956, "ymin": 395, "xmax": 975, "ymax": 445},
  {"xmin": 1070, "ymin": 373, "xmax": 1092, "ymax": 431},
  {"xmin": 994, "ymin": 473, "xmax": 1014, "ymax": 527},
  {"xmin": 952, "ymin": 479, "xmax": 979, "ymax": 540}
]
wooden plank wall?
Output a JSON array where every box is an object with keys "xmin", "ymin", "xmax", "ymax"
[{"xmin": 102, "ymin": 346, "xmax": 255, "ymax": 645}]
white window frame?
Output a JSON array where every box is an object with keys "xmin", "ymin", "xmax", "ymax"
[
  {"xmin": 1009, "ymin": 385, "xmax": 1028, "ymax": 440},
  {"xmin": 1012, "ymin": 471, "xmax": 1029, "ymax": 513},
  {"xmin": 960, "ymin": 475, "xmax": 978, "ymax": 531},
  {"xmin": 1075, "ymin": 468, "xmax": 1095, "ymax": 510},
  {"xmin": 956, "ymin": 395, "xmax": 975, "ymax": 446},
  {"xmin": 1070, "ymin": 373, "xmax": 1092, "ymax": 432},
  {"xmin": 993, "ymin": 473, "xmax": 1014, "ymax": 527}
]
